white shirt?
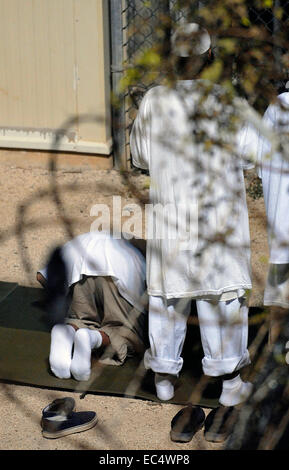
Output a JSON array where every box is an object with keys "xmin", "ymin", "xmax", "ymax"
[
  {"xmin": 39, "ymin": 232, "xmax": 148, "ymax": 313},
  {"xmin": 130, "ymin": 80, "xmax": 253, "ymax": 299}
]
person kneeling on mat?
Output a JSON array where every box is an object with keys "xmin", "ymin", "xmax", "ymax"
[{"xmin": 37, "ymin": 231, "xmax": 148, "ymax": 381}]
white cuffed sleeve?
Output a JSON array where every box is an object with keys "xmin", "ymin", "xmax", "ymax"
[{"xmin": 237, "ymin": 122, "xmax": 259, "ymax": 171}]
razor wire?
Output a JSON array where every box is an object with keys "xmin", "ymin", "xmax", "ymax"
[{"xmin": 0, "ymin": 0, "xmax": 288, "ymax": 450}]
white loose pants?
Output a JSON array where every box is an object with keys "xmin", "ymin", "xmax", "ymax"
[{"xmin": 144, "ymin": 295, "xmax": 251, "ymax": 376}]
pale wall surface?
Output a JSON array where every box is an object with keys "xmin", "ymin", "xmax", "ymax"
[{"xmin": 0, "ymin": 0, "xmax": 111, "ymax": 155}]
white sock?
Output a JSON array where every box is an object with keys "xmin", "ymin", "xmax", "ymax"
[
  {"xmin": 154, "ymin": 373, "xmax": 175, "ymax": 401},
  {"xmin": 70, "ymin": 328, "xmax": 102, "ymax": 381},
  {"xmin": 219, "ymin": 374, "xmax": 253, "ymax": 407},
  {"xmin": 49, "ymin": 324, "xmax": 75, "ymax": 379}
]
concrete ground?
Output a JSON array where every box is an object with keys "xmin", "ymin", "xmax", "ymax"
[
  {"xmin": 0, "ymin": 383, "xmax": 221, "ymax": 450},
  {"xmin": 0, "ymin": 149, "xmax": 268, "ymax": 450}
]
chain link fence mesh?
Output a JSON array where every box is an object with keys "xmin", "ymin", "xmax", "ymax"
[
  {"xmin": 114, "ymin": 2, "xmax": 289, "ymax": 450},
  {"xmin": 120, "ymin": 0, "xmax": 289, "ymax": 164},
  {"xmin": 122, "ymin": 0, "xmax": 191, "ymax": 163}
]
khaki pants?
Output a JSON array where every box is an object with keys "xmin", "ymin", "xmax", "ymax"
[{"xmin": 65, "ymin": 276, "xmax": 147, "ymax": 365}]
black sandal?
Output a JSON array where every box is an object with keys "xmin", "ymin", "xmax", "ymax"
[
  {"xmin": 170, "ymin": 404, "xmax": 206, "ymax": 442},
  {"xmin": 204, "ymin": 406, "xmax": 237, "ymax": 443}
]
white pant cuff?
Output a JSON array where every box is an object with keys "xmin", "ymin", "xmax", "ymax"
[
  {"xmin": 143, "ymin": 349, "xmax": 182, "ymax": 375},
  {"xmin": 202, "ymin": 350, "xmax": 251, "ymax": 377}
]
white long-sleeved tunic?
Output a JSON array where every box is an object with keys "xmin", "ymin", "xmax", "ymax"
[
  {"xmin": 39, "ymin": 231, "xmax": 148, "ymax": 313},
  {"xmin": 130, "ymin": 80, "xmax": 253, "ymax": 299},
  {"xmin": 258, "ymin": 92, "xmax": 289, "ymax": 263},
  {"xmin": 257, "ymin": 92, "xmax": 289, "ymax": 307}
]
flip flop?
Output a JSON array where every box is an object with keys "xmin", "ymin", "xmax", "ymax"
[{"xmin": 170, "ymin": 404, "xmax": 206, "ymax": 442}]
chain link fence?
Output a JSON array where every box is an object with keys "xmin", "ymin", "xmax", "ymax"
[
  {"xmin": 112, "ymin": 0, "xmax": 289, "ymax": 167},
  {"xmin": 248, "ymin": 1, "xmax": 289, "ymax": 89},
  {"xmin": 122, "ymin": 0, "xmax": 195, "ymax": 165},
  {"xmin": 248, "ymin": 0, "xmax": 289, "ymax": 33}
]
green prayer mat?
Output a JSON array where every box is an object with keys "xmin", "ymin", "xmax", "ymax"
[
  {"xmin": 0, "ymin": 282, "xmax": 264, "ymax": 407},
  {"xmin": 0, "ymin": 281, "xmax": 18, "ymax": 303}
]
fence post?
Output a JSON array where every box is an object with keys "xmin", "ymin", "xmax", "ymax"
[{"xmin": 110, "ymin": 0, "xmax": 128, "ymax": 170}]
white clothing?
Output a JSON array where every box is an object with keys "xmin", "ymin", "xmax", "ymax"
[
  {"xmin": 263, "ymin": 263, "xmax": 289, "ymax": 308},
  {"xmin": 130, "ymin": 80, "xmax": 253, "ymax": 299},
  {"xmin": 219, "ymin": 374, "xmax": 253, "ymax": 406},
  {"xmin": 257, "ymin": 92, "xmax": 289, "ymax": 307},
  {"xmin": 49, "ymin": 325, "xmax": 102, "ymax": 381},
  {"xmin": 39, "ymin": 231, "xmax": 148, "ymax": 314},
  {"xmin": 144, "ymin": 295, "xmax": 250, "ymax": 376},
  {"xmin": 196, "ymin": 297, "xmax": 250, "ymax": 376},
  {"xmin": 258, "ymin": 92, "xmax": 289, "ymax": 263},
  {"xmin": 154, "ymin": 373, "xmax": 175, "ymax": 401}
]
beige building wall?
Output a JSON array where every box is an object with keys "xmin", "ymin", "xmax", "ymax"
[{"xmin": 0, "ymin": 0, "xmax": 112, "ymax": 155}]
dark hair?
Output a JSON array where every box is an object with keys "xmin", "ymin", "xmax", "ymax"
[{"xmin": 175, "ymin": 48, "xmax": 215, "ymax": 77}]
